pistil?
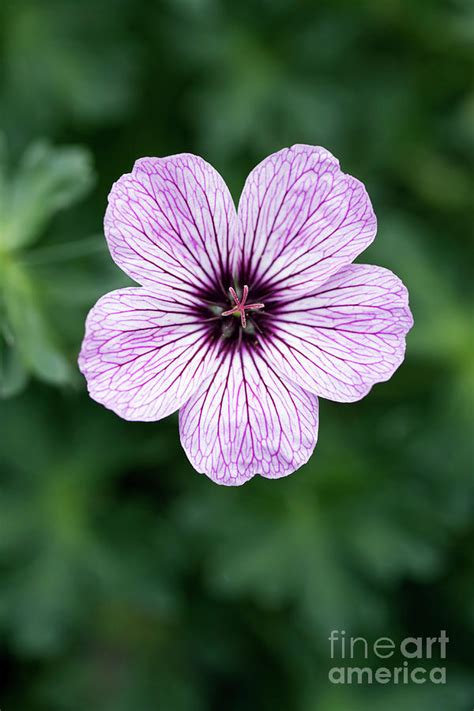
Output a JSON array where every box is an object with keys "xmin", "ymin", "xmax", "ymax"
[{"xmin": 221, "ymin": 285, "xmax": 264, "ymax": 329}]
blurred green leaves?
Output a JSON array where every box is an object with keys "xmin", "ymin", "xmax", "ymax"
[
  {"xmin": 1, "ymin": 0, "xmax": 140, "ymax": 137},
  {"xmin": 1, "ymin": 139, "xmax": 94, "ymax": 396},
  {"xmin": 1, "ymin": 258, "xmax": 71, "ymax": 394},
  {"xmin": 1, "ymin": 139, "xmax": 93, "ymax": 252},
  {"xmin": 0, "ymin": 1, "xmax": 473, "ymax": 710}
]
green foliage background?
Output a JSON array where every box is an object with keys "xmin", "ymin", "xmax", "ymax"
[{"xmin": 0, "ymin": 0, "xmax": 473, "ymax": 708}]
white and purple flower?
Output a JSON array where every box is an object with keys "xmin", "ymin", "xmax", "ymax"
[{"xmin": 79, "ymin": 145, "xmax": 413, "ymax": 485}]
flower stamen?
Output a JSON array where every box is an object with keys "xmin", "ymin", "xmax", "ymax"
[{"xmin": 221, "ymin": 285, "xmax": 264, "ymax": 329}]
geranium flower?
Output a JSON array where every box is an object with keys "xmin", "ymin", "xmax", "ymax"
[{"xmin": 79, "ymin": 145, "xmax": 413, "ymax": 485}]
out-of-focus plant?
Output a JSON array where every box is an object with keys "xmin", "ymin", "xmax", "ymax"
[
  {"xmin": 0, "ymin": 138, "xmax": 94, "ymax": 397},
  {"xmin": 1, "ymin": 0, "xmax": 140, "ymax": 139}
]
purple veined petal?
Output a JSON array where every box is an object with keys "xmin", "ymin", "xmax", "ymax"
[
  {"xmin": 179, "ymin": 347, "xmax": 319, "ymax": 485},
  {"xmin": 259, "ymin": 264, "xmax": 413, "ymax": 402},
  {"xmin": 238, "ymin": 144, "xmax": 377, "ymax": 296},
  {"xmin": 104, "ymin": 154, "xmax": 239, "ymax": 295},
  {"xmin": 78, "ymin": 287, "xmax": 221, "ymax": 421}
]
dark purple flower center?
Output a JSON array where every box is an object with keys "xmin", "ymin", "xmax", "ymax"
[{"xmin": 194, "ymin": 278, "xmax": 272, "ymax": 348}]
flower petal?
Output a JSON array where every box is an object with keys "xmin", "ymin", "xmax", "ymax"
[
  {"xmin": 104, "ymin": 154, "xmax": 238, "ymax": 294},
  {"xmin": 238, "ymin": 144, "xmax": 376, "ymax": 295},
  {"xmin": 179, "ymin": 349, "xmax": 319, "ymax": 485},
  {"xmin": 79, "ymin": 288, "xmax": 220, "ymax": 420},
  {"xmin": 260, "ymin": 264, "xmax": 413, "ymax": 402}
]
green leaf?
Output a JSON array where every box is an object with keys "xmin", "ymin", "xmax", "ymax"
[
  {"xmin": 0, "ymin": 335, "xmax": 29, "ymax": 399},
  {"xmin": 0, "ymin": 139, "xmax": 94, "ymax": 252},
  {"xmin": 2, "ymin": 259, "xmax": 73, "ymax": 385}
]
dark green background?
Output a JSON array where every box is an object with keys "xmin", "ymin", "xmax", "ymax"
[{"xmin": 1, "ymin": 0, "xmax": 473, "ymax": 709}]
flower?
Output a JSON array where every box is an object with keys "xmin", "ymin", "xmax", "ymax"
[{"xmin": 79, "ymin": 145, "xmax": 413, "ymax": 485}]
